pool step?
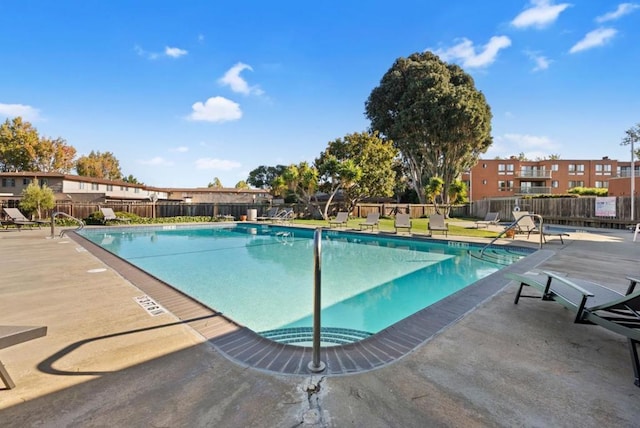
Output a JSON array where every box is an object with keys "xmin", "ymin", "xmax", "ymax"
[
  {"xmin": 468, "ymin": 249, "xmax": 524, "ymax": 265},
  {"xmin": 259, "ymin": 327, "xmax": 373, "ymax": 345}
]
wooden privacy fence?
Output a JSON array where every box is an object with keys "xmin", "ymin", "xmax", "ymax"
[
  {"xmin": 472, "ymin": 196, "xmax": 640, "ymax": 229},
  {"xmin": 38, "ymin": 201, "xmax": 468, "ymax": 221},
  {"xmin": 353, "ymin": 203, "xmax": 467, "ymax": 219}
]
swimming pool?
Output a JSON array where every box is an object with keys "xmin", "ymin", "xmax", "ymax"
[{"xmin": 78, "ymin": 224, "xmax": 531, "ymax": 347}]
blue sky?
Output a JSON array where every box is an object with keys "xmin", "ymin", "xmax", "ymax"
[{"xmin": 1, "ymin": 1, "xmax": 638, "ymax": 188}]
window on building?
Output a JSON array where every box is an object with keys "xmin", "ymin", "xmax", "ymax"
[
  {"xmin": 568, "ymin": 181, "xmax": 584, "ymax": 188},
  {"xmin": 482, "ymin": 179, "xmax": 487, "ymax": 185},
  {"xmin": 120, "ymin": 186, "xmax": 126, "ymax": 191},
  {"xmin": 595, "ymin": 181, "xmax": 609, "ymax": 188},
  {"xmin": 134, "ymin": 188, "xmax": 140, "ymax": 193},
  {"xmin": 576, "ymin": 164, "xmax": 584, "ymax": 173},
  {"xmin": 498, "ymin": 180, "xmax": 506, "ymax": 191},
  {"xmin": 498, "ymin": 164, "xmax": 505, "ymax": 174},
  {"xmin": 40, "ymin": 179, "xmax": 48, "ymax": 186},
  {"xmin": 506, "ymin": 164, "xmax": 514, "ymax": 173},
  {"xmin": 603, "ymin": 164, "xmax": 612, "ymax": 174},
  {"xmin": 79, "ymin": 182, "xmax": 85, "ymax": 189},
  {"xmin": 551, "ymin": 164, "xmax": 559, "ymax": 171},
  {"xmin": 23, "ymin": 178, "xmax": 31, "ymax": 185},
  {"xmin": 482, "ymin": 163, "xmax": 487, "ymax": 168},
  {"xmin": 91, "ymin": 183, "xmax": 99, "ymax": 190},
  {"xmin": 106, "ymin": 184, "xmax": 113, "ymax": 191},
  {"xmin": 2, "ymin": 178, "xmax": 16, "ymax": 187},
  {"xmin": 552, "ymin": 181, "xmax": 559, "ymax": 188}
]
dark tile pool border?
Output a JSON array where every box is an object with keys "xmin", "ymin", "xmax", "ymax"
[{"xmin": 68, "ymin": 227, "xmax": 554, "ymax": 376}]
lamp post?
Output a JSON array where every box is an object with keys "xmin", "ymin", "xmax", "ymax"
[{"xmin": 632, "ymin": 139, "xmax": 635, "ymax": 222}]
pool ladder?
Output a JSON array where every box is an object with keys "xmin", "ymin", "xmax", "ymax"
[
  {"xmin": 50, "ymin": 211, "xmax": 85, "ymax": 238},
  {"xmin": 479, "ymin": 214, "xmax": 544, "ymax": 256}
]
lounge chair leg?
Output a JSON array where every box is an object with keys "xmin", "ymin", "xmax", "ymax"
[
  {"xmin": 629, "ymin": 339, "xmax": 640, "ymax": 388},
  {"xmin": 514, "ymin": 282, "xmax": 526, "ymax": 304},
  {"xmin": 0, "ymin": 359, "xmax": 16, "ymax": 389}
]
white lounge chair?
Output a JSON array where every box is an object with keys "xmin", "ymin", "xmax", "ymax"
[
  {"xmin": 256, "ymin": 207, "xmax": 279, "ymax": 221},
  {"xmin": 2, "ymin": 208, "xmax": 40, "ymax": 229},
  {"xmin": 100, "ymin": 208, "xmax": 131, "ymax": 224}
]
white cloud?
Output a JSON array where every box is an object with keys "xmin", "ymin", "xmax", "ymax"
[
  {"xmin": 511, "ymin": 0, "xmax": 572, "ymax": 29},
  {"xmin": 195, "ymin": 158, "xmax": 242, "ymax": 170},
  {"xmin": 170, "ymin": 146, "xmax": 189, "ymax": 153},
  {"xmin": 135, "ymin": 44, "xmax": 188, "ymax": 60},
  {"xmin": 140, "ymin": 156, "xmax": 174, "ymax": 166},
  {"xmin": 596, "ymin": 3, "xmax": 640, "ymax": 23},
  {"xmin": 0, "ymin": 103, "xmax": 41, "ymax": 121},
  {"xmin": 569, "ymin": 28, "xmax": 617, "ymax": 53},
  {"xmin": 434, "ymin": 36, "xmax": 511, "ymax": 68},
  {"xmin": 503, "ymin": 133, "xmax": 557, "ymax": 150},
  {"xmin": 187, "ymin": 96, "xmax": 242, "ymax": 122},
  {"xmin": 218, "ymin": 62, "xmax": 264, "ymax": 95},
  {"xmin": 165, "ymin": 46, "xmax": 188, "ymax": 58},
  {"xmin": 525, "ymin": 51, "xmax": 552, "ymax": 71}
]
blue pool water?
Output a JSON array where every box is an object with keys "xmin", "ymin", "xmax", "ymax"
[{"xmin": 79, "ymin": 224, "xmax": 529, "ymax": 345}]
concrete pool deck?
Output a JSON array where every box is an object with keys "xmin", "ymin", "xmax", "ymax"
[{"xmin": 0, "ymin": 223, "xmax": 638, "ymax": 426}]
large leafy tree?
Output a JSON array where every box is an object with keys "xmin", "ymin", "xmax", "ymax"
[
  {"xmin": 208, "ymin": 177, "xmax": 223, "ymax": 188},
  {"xmin": 0, "ymin": 117, "xmax": 76, "ymax": 172},
  {"xmin": 281, "ymin": 162, "xmax": 320, "ymax": 216},
  {"xmin": 247, "ymin": 165, "xmax": 287, "ymax": 190},
  {"xmin": 315, "ymin": 131, "xmax": 397, "ymax": 219},
  {"xmin": 365, "ymin": 52, "xmax": 492, "ymax": 210},
  {"xmin": 75, "ymin": 150, "xmax": 122, "ymax": 179}
]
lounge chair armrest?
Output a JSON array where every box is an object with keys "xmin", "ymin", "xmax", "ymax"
[
  {"xmin": 542, "ymin": 271, "xmax": 596, "ymax": 322},
  {"xmin": 626, "ymin": 276, "xmax": 640, "ymax": 295},
  {"xmin": 542, "ymin": 271, "xmax": 595, "ymax": 297}
]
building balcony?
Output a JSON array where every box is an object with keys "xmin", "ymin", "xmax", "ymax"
[
  {"xmin": 515, "ymin": 187, "xmax": 552, "ymax": 195},
  {"xmin": 514, "ymin": 171, "xmax": 552, "ymax": 179}
]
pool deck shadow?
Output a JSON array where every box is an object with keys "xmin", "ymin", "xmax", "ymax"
[{"xmin": 0, "ymin": 224, "xmax": 638, "ymax": 426}]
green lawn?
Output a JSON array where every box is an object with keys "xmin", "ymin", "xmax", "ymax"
[{"xmin": 290, "ymin": 217, "xmax": 501, "ymax": 238}]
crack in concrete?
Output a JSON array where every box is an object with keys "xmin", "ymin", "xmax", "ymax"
[{"xmin": 297, "ymin": 376, "xmax": 329, "ymax": 427}]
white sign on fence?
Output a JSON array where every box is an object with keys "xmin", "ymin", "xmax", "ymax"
[{"xmin": 595, "ymin": 196, "xmax": 616, "ymax": 217}]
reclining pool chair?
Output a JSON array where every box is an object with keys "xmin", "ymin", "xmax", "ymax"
[
  {"xmin": 507, "ymin": 270, "xmax": 640, "ymax": 387},
  {"xmin": 476, "ymin": 212, "xmax": 500, "ymax": 229},
  {"xmin": 2, "ymin": 207, "xmax": 40, "ymax": 229},
  {"xmin": 394, "ymin": 214, "xmax": 412, "ymax": 233},
  {"xmin": 358, "ymin": 213, "xmax": 380, "ymax": 231},
  {"xmin": 256, "ymin": 207, "xmax": 279, "ymax": 222},
  {"xmin": 329, "ymin": 212, "xmax": 349, "ymax": 228},
  {"xmin": 100, "ymin": 207, "xmax": 131, "ymax": 224},
  {"xmin": 428, "ymin": 213, "xmax": 448, "ymax": 237}
]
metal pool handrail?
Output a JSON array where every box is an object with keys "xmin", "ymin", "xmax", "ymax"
[
  {"xmin": 308, "ymin": 227, "xmax": 326, "ymax": 373},
  {"xmin": 50, "ymin": 211, "xmax": 84, "ymax": 238},
  {"xmin": 480, "ymin": 213, "xmax": 544, "ymax": 255}
]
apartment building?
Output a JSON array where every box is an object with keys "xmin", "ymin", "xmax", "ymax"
[
  {"xmin": 0, "ymin": 171, "xmax": 270, "ymax": 204},
  {"xmin": 462, "ymin": 157, "xmax": 639, "ymax": 202}
]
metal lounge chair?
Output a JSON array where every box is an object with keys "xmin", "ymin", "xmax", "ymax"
[
  {"xmin": 0, "ymin": 325, "xmax": 48, "ymax": 389},
  {"xmin": 394, "ymin": 213, "xmax": 412, "ymax": 233},
  {"xmin": 256, "ymin": 207, "xmax": 279, "ymax": 222},
  {"xmin": 512, "ymin": 211, "xmax": 569, "ymax": 244},
  {"xmin": 359, "ymin": 213, "xmax": 380, "ymax": 231},
  {"xmin": 427, "ymin": 213, "xmax": 448, "ymax": 236},
  {"xmin": 100, "ymin": 207, "xmax": 131, "ymax": 224},
  {"xmin": 508, "ymin": 270, "xmax": 640, "ymax": 386},
  {"xmin": 476, "ymin": 212, "xmax": 500, "ymax": 228},
  {"xmin": 329, "ymin": 212, "xmax": 349, "ymax": 228},
  {"xmin": 272, "ymin": 208, "xmax": 294, "ymax": 224},
  {"xmin": 2, "ymin": 207, "xmax": 40, "ymax": 229}
]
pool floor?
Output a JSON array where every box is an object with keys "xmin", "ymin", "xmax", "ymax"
[{"xmin": 70, "ymin": 228, "xmax": 553, "ymax": 375}]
